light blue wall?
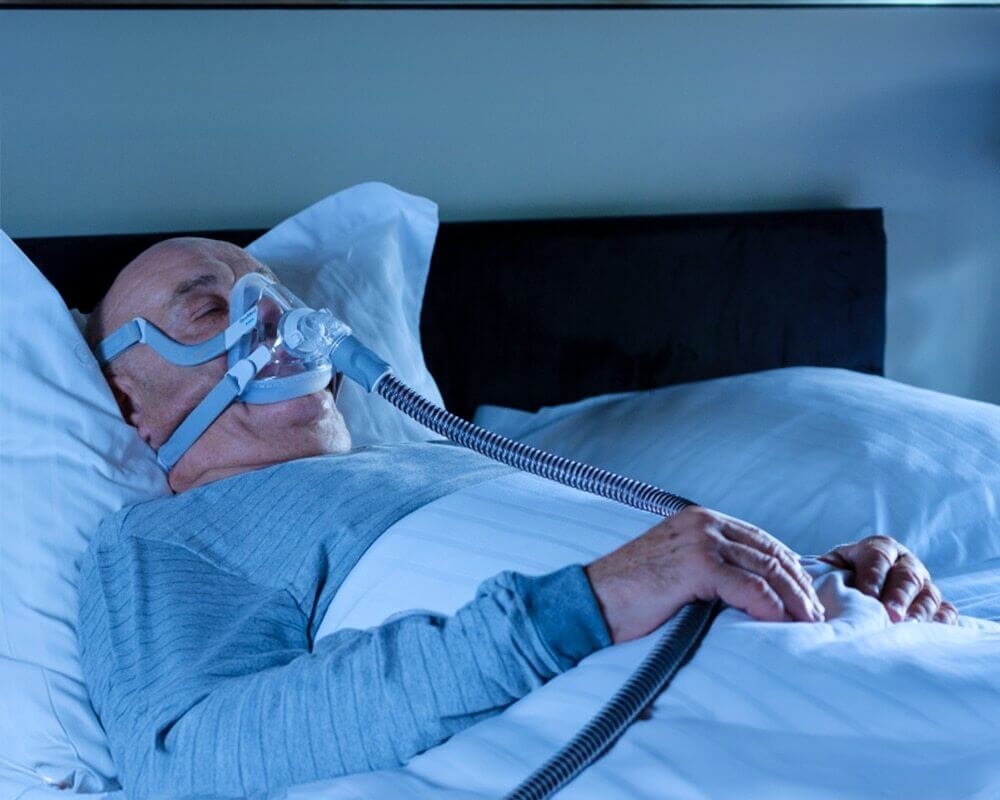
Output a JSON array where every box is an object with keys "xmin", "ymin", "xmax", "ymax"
[{"xmin": 1, "ymin": 9, "xmax": 998, "ymax": 404}]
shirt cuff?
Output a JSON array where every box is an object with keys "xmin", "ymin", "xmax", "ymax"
[{"xmin": 515, "ymin": 564, "xmax": 612, "ymax": 671}]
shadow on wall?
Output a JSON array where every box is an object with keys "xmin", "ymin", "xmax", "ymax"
[{"xmin": 820, "ymin": 76, "xmax": 1000, "ymax": 405}]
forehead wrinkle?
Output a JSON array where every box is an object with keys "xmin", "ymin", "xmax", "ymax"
[{"xmin": 172, "ymin": 273, "xmax": 219, "ymax": 301}]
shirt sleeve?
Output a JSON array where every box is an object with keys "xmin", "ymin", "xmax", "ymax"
[{"xmin": 78, "ymin": 534, "xmax": 610, "ymax": 799}]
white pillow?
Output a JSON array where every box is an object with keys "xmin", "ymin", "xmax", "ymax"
[
  {"xmin": 0, "ymin": 182, "xmax": 444, "ymax": 794},
  {"xmin": 474, "ymin": 367, "xmax": 1000, "ymax": 572},
  {"xmin": 247, "ymin": 181, "xmax": 444, "ymax": 447},
  {"xmin": 0, "ymin": 231, "xmax": 168, "ymax": 793}
]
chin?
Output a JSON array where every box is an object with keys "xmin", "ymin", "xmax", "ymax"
[
  {"xmin": 235, "ymin": 387, "xmax": 351, "ymax": 457},
  {"xmin": 254, "ymin": 389, "xmax": 335, "ymax": 426}
]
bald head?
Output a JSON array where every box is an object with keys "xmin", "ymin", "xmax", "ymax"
[
  {"xmin": 89, "ymin": 237, "xmax": 350, "ymax": 493},
  {"xmin": 86, "ymin": 237, "xmax": 274, "ymax": 354}
]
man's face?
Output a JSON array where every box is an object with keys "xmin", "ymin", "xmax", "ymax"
[{"xmin": 95, "ymin": 237, "xmax": 351, "ymax": 491}]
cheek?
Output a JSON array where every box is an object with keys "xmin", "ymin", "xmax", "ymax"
[{"xmin": 146, "ymin": 357, "xmax": 229, "ymax": 426}]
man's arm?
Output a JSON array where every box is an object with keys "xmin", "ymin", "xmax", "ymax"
[
  {"xmin": 78, "ymin": 535, "xmax": 609, "ymax": 799},
  {"xmin": 80, "ymin": 505, "xmax": 825, "ymax": 798}
]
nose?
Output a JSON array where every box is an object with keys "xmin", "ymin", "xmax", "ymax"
[{"xmin": 256, "ymin": 297, "xmax": 284, "ymax": 347}]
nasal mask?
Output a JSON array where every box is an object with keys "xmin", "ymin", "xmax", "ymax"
[
  {"xmin": 96, "ymin": 273, "xmax": 388, "ymax": 471},
  {"xmin": 95, "ymin": 269, "xmax": 717, "ymax": 800}
]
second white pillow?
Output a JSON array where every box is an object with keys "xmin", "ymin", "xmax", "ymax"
[{"xmin": 474, "ymin": 368, "xmax": 1000, "ymax": 573}]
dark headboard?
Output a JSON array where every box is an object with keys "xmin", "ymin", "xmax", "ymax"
[{"xmin": 17, "ymin": 207, "xmax": 885, "ymax": 420}]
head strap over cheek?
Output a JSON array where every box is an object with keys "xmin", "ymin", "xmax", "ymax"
[{"xmin": 156, "ymin": 345, "xmax": 271, "ymax": 471}]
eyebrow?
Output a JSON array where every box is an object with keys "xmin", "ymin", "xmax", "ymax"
[{"xmin": 172, "ymin": 273, "xmax": 219, "ymax": 301}]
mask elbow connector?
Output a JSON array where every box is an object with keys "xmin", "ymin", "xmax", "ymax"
[
  {"xmin": 279, "ymin": 306, "xmax": 391, "ymax": 392},
  {"xmin": 330, "ymin": 335, "xmax": 392, "ymax": 393}
]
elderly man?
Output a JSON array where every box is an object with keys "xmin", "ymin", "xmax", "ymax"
[{"xmin": 78, "ymin": 237, "xmax": 957, "ymax": 799}]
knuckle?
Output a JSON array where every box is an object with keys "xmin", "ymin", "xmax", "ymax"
[
  {"xmin": 887, "ymin": 568, "xmax": 921, "ymax": 589},
  {"xmin": 690, "ymin": 508, "xmax": 718, "ymax": 527},
  {"xmin": 884, "ymin": 586, "xmax": 910, "ymax": 603},
  {"xmin": 899, "ymin": 553, "xmax": 927, "ymax": 575},
  {"xmin": 912, "ymin": 595, "xmax": 935, "ymax": 612},
  {"xmin": 743, "ymin": 524, "xmax": 769, "ymax": 543},
  {"xmin": 762, "ymin": 556, "xmax": 782, "ymax": 578},
  {"xmin": 867, "ymin": 534, "xmax": 896, "ymax": 548},
  {"xmin": 898, "ymin": 573, "xmax": 923, "ymax": 590},
  {"xmin": 761, "ymin": 541, "xmax": 783, "ymax": 559}
]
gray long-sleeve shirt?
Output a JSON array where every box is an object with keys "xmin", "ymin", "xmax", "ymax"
[{"xmin": 77, "ymin": 443, "xmax": 612, "ymax": 798}]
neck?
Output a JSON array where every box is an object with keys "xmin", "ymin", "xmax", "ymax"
[{"xmin": 168, "ymin": 459, "xmax": 287, "ymax": 493}]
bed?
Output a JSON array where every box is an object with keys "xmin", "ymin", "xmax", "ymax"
[{"xmin": 5, "ymin": 194, "xmax": 999, "ymax": 799}]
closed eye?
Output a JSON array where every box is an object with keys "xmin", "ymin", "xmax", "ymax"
[{"xmin": 194, "ymin": 304, "xmax": 226, "ymax": 321}]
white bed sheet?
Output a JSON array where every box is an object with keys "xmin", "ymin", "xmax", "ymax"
[
  {"xmin": 17, "ymin": 369, "xmax": 993, "ymax": 798},
  {"xmin": 302, "ymin": 470, "xmax": 1000, "ymax": 800}
]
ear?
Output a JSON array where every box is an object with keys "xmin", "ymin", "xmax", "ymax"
[{"xmin": 105, "ymin": 371, "xmax": 154, "ymax": 447}]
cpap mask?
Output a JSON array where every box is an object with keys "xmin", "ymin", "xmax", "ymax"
[{"xmin": 96, "ymin": 272, "xmax": 389, "ymax": 471}]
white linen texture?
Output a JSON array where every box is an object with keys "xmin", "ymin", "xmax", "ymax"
[
  {"xmin": 305, "ymin": 367, "xmax": 1000, "ymax": 799},
  {"xmin": 474, "ymin": 367, "xmax": 1000, "ymax": 572}
]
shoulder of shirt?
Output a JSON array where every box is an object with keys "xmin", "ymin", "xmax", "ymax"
[{"xmin": 86, "ymin": 443, "xmax": 475, "ymax": 551}]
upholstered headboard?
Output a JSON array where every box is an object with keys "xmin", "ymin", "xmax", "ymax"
[{"xmin": 17, "ymin": 207, "xmax": 885, "ymax": 419}]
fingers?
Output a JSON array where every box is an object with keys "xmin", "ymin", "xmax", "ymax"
[
  {"xmin": 850, "ymin": 536, "xmax": 900, "ymax": 599},
  {"xmin": 904, "ymin": 584, "xmax": 941, "ymax": 622},
  {"xmin": 933, "ymin": 600, "xmax": 959, "ymax": 625},
  {"xmin": 822, "ymin": 535, "xmax": 959, "ymax": 625},
  {"xmin": 817, "ymin": 548, "xmax": 851, "ymax": 570},
  {"xmin": 906, "ymin": 585, "xmax": 958, "ymax": 625},
  {"xmin": 721, "ymin": 541, "xmax": 822, "ymax": 622},
  {"xmin": 879, "ymin": 553, "xmax": 929, "ymax": 622},
  {"xmin": 721, "ymin": 518, "xmax": 822, "ymax": 613},
  {"xmin": 714, "ymin": 563, "xmax": 787, "ymax": 623}
]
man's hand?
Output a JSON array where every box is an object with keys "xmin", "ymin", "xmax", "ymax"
[
  {"xmin": 819, "ymin": 536, "xmax": 958, "ymax": 624},
  {"xmin": 584, "ymin": 506, "xmax": 825, "ymax": 644}
]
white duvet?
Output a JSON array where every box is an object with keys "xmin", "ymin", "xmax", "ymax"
[
  {"xmin": 297, "ymin": 563, "xmax": 1000, "ymax": 799},
  {"xmin": 291, "ymin": 368, "xmax": 1000, "ymax": 800},
  {"xmin": 13, "ymin": 368, "xmax": 994, "ymax": 799}
]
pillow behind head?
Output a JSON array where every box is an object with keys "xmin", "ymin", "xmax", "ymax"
[
  {"xmin": 247, "ymin": 181, "xmax": 445, "ymax": 447},
  {"xmin": 0, "ymin": 231, "xmax": 168, "ymax": 792}
]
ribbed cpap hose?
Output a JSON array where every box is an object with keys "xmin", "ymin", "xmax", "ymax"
[{"xmin": 375, "ymin": 373, "xmax": 721, "ymax": 800}]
